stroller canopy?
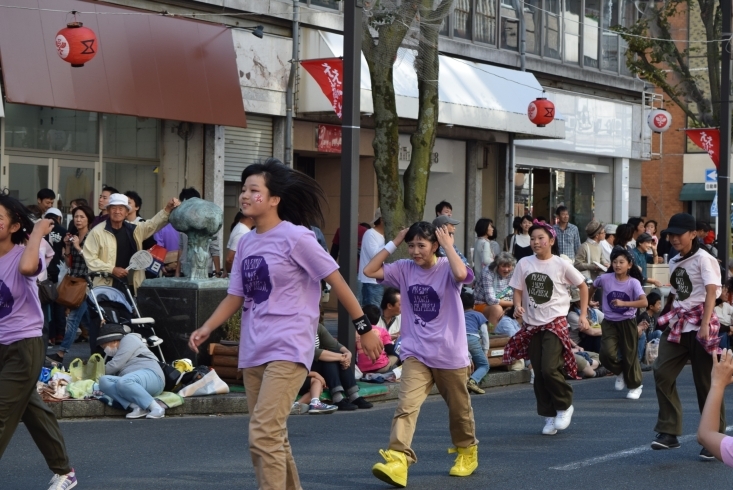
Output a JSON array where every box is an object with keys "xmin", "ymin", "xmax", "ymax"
[{"xmin": 89, "ymin": 286, "xmax": 133, "ymax": 313}]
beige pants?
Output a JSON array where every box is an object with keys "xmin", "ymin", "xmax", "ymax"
[
  {"xmin": 243, "ymin": 361, "xmax": 308, "ymax": 490},
  {"xmin": 389, "ymin": 357, "xmax": 478, "ymax": 464}
]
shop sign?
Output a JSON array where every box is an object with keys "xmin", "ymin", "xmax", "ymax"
[
  {"xmin": 397, "ymin": 135, "xmax": 458, "ymax": 173},
  {"xmin": 317, "ymin": 124, "xmax": 342, "ymax": 153}
]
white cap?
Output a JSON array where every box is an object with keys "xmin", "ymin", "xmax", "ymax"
[
  {"xmin": 108, "ymin": 193, "xmax": 131, "ymax": 211},
  {"xmin": 44, "ymin": 207, "xmax": 62, "ymax": 218}
]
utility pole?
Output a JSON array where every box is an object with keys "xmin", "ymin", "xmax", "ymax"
[
  {"xmin": 719, "ymin": 0, "xmax": 731, "ymax": 270},
  {"xmin": 338, "ymin": 0, "xmax": 362, "ymax": 358}
]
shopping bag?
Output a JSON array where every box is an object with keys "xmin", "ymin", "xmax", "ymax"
[
  {"xmin": 56, "ymin": 275, "xmax": 87, "ymax": 308},
  {"xmin": 177, "ymin": 369, "xmax": 230, "ymax": 397},
  {"xmin": 645, "ymin": 339, "xmax": 660, "ymax": 365},
  {"xmin": 69, "ymin": 353, "xmax": 105, "ymax": 382}
]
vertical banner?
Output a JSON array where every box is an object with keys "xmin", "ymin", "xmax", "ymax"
[
  {"xmin": 300, "ymin": 58, "xmax": 343, "ymax": 119},
  {"xmin": 685, "ymin": 128, "xmax": 721, "ymax": 168}
]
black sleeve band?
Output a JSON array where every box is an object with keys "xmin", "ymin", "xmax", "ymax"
[{"xmin": 352, "ymin": 315, "xmax": 372, "ymax": 335}]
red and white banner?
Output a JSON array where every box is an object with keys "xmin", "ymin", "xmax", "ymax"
[
  {"xmin": 685, "ymin": 128, "xmax": 720, "ymax": 168},
  {"xmin": 301, "ymin": 58, "xmax": 343, "ymax": 119},
  {"xmin": 317, "ymin": 124, "xmax": 342, "ymax": 153}
]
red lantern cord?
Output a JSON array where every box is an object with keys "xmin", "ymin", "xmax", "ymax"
[
  {"xmin": 528, "ymin": 92, "xmax": 555, "ymax": 127},
  {"xmin": 55, "ymin": 11, "xmax": 98, "ymax": 67}
]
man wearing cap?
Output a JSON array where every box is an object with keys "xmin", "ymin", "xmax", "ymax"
[
  {"xmin": 433, "ymin": 215, "xmax": 470, "ymax": 267},
  {"xmin": 631, "ymin": 233, "xmax": 662, "ymax": 288},
  {"xmin": 601, "ymin": 224, "xmax": 617, "ymax": 264},
  {"xmin": 43, "ymin": 207, "xmax": 68, "ymax": 345},
  {"xmin": 651, "ymin": 213, "xmax": 724, "ymax": 458},
  {"xmin": 358, "ymin": 208, "xmax": 386, "ymax": 307},
  {"xmin": 574, "ymin": 220, "xmax": 609, "ymax": 282}
]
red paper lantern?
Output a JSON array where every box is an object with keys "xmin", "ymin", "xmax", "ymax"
[
  {"xmin": 55, "ymin": 22, "xmax": 97, "ymax": 67},
  {"xmin": 528, "ymin": 96, "xmax": 555, "ymax": 127}
]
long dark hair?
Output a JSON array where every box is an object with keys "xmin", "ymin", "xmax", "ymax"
[
  {"xmin": 241, "ymin": 158, "xmax": 326, "ymax": 228},
  {"xmin": 230, "ymin": 211, "xmax": 245, "ymax": 232},
  {"xmin": 0, "ymin": 194, "xmax": 36, "ymax": 245},
  {"xmin": 606, "ymin": 247, "xmax": 645, "ymax": 284},
  {"xmin": 528, "ymin": 223, "xmax": 560, "ymax": 256},
  {"xmin": 405, "ymin": 221, "xmax": 439, "ymax": 256},
  {"xmin": 615, "ymin": 223, "xmax": 634, "ymax": 249}
]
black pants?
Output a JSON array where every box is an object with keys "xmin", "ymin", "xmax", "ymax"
[
  {"xmin": 311, "ymin": 360, "xmax": 358, "ymax": 401},
  {"xmin": 0, "ymin": 337, "xmax": 71, "ymax": 473}
]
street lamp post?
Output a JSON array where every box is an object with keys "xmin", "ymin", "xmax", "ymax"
[
  {"xmin": 338, "ymin": 0, "xmax": 363, "ymax": 358},
  {"xmin": 718, "ymin": 1, "xmax": 731, "ymax": 270}
]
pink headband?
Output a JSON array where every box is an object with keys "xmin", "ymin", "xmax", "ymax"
[{"xmin": 533, "ymin": 219, "xmax": 556, "ymax": 239}]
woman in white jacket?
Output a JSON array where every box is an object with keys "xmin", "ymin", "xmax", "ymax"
[{"xmin": 472, "ymin": 218, "xmax": 501, "ymax": 279}]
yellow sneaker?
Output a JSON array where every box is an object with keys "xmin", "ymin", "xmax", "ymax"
[
  {"xmin": 448, "ymin": 445, "xmax": 478, "ymax": 477},
  {"xmin": 372, "ymin": 449, "xmax": 408, "ymax": 488}
]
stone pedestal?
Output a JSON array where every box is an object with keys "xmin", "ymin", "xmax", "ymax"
[{"xmin": 136, "ymin": 278, "xmax": 229, "ymax": 366}]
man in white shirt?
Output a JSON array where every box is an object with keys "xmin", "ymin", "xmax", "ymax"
[
  {"xmin": 601, "ymin": 224, "xmax": 616, "ymax": 264},
  {"xmin": 378, "ymin": 287, "xmax": 402, "ymax": 340},
  {"xmin": 358, "ymin": 208, "xmax": 385, "ymax": 307}
]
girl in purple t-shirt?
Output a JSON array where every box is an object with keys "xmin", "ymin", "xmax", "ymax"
[
  {"xmin": 0, "ymin": 195, "xmax": 77, "ymax": 488},
  {"xmin": 363, "ymin": 221, "xmax": 478, "ymax": 487},
  {"xmin": 590, "ymin": 247, "xmax": 647, "ymax": 400},
  {"xmin": 188, "ymin": 159, "xmax": 381, "ymax": 490}
]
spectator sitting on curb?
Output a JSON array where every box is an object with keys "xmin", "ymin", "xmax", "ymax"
[
  {"xmin": 637, "ymin": 291, "xmax": 663, "ymax": 368},
  {"xmin": 567, "ymin": 286, "xmax": 604, "ymax": 354},
  {"xmin": 357, "ymin": 305, "xmax": 399, "ymax": 374},
  {"xmin": 461, "ymin": 291, "xmax": 490, "ymax": 395},
  {"xmin": 295, "ymin": 371, "xmax": 338, "ymax": 415},
  {"xmin": 377, "ymin": 287, "xmax": 402, "ymax": 341}
]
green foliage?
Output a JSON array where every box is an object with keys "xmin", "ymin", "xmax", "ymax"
[
  {"xmin": 223, "ymin": 308, "xmax": 241, "ymax": 342},
  {"xmin": 614, "ymin": 0, "xmax": 722, "ymax": 127}
]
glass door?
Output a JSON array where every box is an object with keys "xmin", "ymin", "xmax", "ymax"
[
  {"xmin": 54, "ymin": 159, "xmax": 99, "ymax": 220},
  {"xmin": 6, "ymin": 155, "xmax": 52, "ymax": 209}
]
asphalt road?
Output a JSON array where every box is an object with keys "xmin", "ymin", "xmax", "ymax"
[{"xmin": 4, "ymin": 366, "xmax": 733, "ymax": 489}]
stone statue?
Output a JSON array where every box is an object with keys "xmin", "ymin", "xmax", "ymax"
[{"xmin": 168, "ymin": 197, "xmax": 223, "ymax": 281}]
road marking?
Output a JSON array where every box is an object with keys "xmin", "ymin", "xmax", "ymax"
[{"xmin": 550, "ymin": 424, "xmax": 733, "ymax": 471}]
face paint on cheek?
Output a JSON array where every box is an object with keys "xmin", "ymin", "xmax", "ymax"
[
  {"xmin": 0, "ymin": 224, "xmax": 4, "ymax": 231},
  {"xmin": 254, "ymin": 194, "xmax": 263, "ymax": 204}
]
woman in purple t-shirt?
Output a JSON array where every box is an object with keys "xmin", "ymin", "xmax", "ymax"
[
  {"xmin": 589, "ymin": 247, "xmax": 648, "ymax": 400},
  {"xmin": 188, "ymin": 159, "xmax": 382, "ymax": 490},
  {"xmin": 363, "ymin": 221, "xmax": 478, "ymax": 487},
  {"xmin": 0, "ymin": 195, "xmax": 77, "ymax": 488}
]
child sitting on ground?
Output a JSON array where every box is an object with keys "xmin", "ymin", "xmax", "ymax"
[
  {"xmin": 296, "ymin": 371, "xmax": 337, "ymax": 414},
  {"xmin": 461, "ymin": 291, "xmax": 490, "ymax": 394},
  {"xmin": 637, "ymin": 291, "xmax": 663, "ymax": 365},
  {"xmin": 356, "ymin": 305, "xmax": 399, "ymax": 374}
]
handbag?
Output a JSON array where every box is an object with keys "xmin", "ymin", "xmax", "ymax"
[
  {"xmin": 178, "ymin": 369, "xmax": 230, "ymax": 397},
  {"xmin": 56, "ymin": 275, "xmax": 87, "ymax": 308},
  {"xmin": 37, "ymin": 279, "xmax": 58, "ymax": 305}
]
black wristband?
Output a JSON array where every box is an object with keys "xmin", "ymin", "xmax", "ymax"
[{"xmin": 352, "ymin": 315, "xmax": 372, "ymax": 335}]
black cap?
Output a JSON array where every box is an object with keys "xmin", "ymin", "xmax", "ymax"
[
  {"xmin": 97, "ymin": 324, "xmax": 126, "ymax": 344},
  {"xmin": 661, "ymin": 213, "xmax": 696, "ymax": 235},
  {"xmin": 636, "ymin": 232, "xmax": 654, "ymax": 244}
]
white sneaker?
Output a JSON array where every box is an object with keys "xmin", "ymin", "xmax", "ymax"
[
  {"xmin": 146, "ymin": 401, "xmax": 165, "ymax": 419},
  {"xmin": 126, "ymin": 403, "xmax": 148, "ymax": 419},
  {"xmin": 530, "ymin": 370, "xmax": 535, "ymax": 385},
  {"xmin": 627, "ymin": 385, "xmax": 643, "ymax": 400},
  {"xmin": 615, "ymin": 374, "xmax": 626, "ymax": 391},
  {"xmin": 554, "ymin": 405, "xmax": 574, "ymax": 430},
  {"xmin": 542, "ymin": 417, "xmax": 557, "ymax": 435}
]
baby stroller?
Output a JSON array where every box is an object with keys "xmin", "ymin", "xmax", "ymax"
[{"xmin": 86, "ymin": 272, "xmax": 165, "ymax": 362}]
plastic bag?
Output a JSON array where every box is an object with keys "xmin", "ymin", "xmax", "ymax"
[
  {"xmin": 645, "ymin": 339, "xmax": 660, "ymax": 365},
  {"xmin": 69, "ymin": 353, "xmax": 106, "ymax": 382},
  {"xmin": 178, "ymin": 369, "xmax": 229, "ymax": 397}
]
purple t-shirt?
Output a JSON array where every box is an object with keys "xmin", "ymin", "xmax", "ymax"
[
  {"xmin": 154, "ymin": 224, "xmax": 180, "ymax": 252},
  {"xmin": 593, "ymin": 273, "xmax": 645, "ymax": 321},
  {"xmin": 0, "ymin": 246, "xmax": 46, "ymax": 345},
  {"xmin": 380, "ymin": 257, "xmax": 474, "ymax": 369},
  {"xmin": 228, "ymin": 221, "xmax": 339, "ymax": 370}
]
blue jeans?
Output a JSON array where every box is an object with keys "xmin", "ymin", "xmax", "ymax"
[
  {"xmin": 361, "ymin": 282, "xmax": 384, "ymax": 308},
  {"xmin": 58, "ymin": 302, "xmax": 90, "ymax": 354},
  {"xmin": 638, "ymin": 330, "xmax": 663, "ymax": 361},
  {"xmin": 99, "ymin": 369, "xmax": 164, "ymax": 410},
  {"xmin": 467, "ymin": 335, "xmax": 489, "ymax": 383},
  {"xmin": 720, "ymin": 332, "xmax": 731, "ymax": 350}
]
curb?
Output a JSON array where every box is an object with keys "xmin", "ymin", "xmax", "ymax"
[{"xmin": 50, "ymin": 369, "xmax": 530, "ymax": 420}]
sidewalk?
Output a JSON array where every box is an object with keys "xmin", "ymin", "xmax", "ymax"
[{"xmin": 47, "ymin": 368, "xmax": 530, "ymax": 419}]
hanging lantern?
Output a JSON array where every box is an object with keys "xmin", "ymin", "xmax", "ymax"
[
  {"xmin": 55, "ymin": 21, "xmax": 97, "ymax": 67},
  {"xmin": 528, "ymin": 96, "xmax": 555, "ymax": 127},
  {"xmin": 647, "ymin": 108, "xmax": 672, "ymax": 133}
]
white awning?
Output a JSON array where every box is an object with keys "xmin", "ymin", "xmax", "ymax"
[{"xmin": 299, "ymin": 29, "xmax": 565, "ymax": 139}]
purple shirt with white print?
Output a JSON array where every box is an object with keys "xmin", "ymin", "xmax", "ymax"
[
  {"xmin": 228, "ymin": 221, "xmax": 339, "ymax": 370},
  {"xmin": 380, "ymin": 257, "xmax": 473, "ymax": 369},
  {"xmin": 0, "ymin": 245, "xmax": 46, "ymax": 345}
]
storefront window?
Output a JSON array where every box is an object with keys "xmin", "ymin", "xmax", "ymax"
[
  {"xmin": 3, "ymin": 103, "xmax": 98, "ymax": 154},
  {"xmin": 299, "ymin": 0, "xmax": 339, "ymax": 9},
  {"xmin": 544, "ymin": 0, "xmax": 562, "ymax": 59},
  {"xmin": 475, "ymin": 0, "xmax": 497, "ymax": 44},
  {"xmin": 454, "ymin": 0, "xmax": 473, "ymax": 39},
  {"xmin": 524, "ymin": 0, "xmax": 541, "ymax": 55},
  {"xmin": 564, "ymin": 0, "xmax": 581, "ymax": 63},
  {"xmin": 8, "ymin": 163, "xmax": 48, "ymax": 206},
  {"xmin": 601, "ymin": 0, "xmax": 619, "ymax": 72},
  {"xmin": 104, "ymin": 162, "xmax": 159, "ymax": 218},
  {"xmin": 584, "ymin": 0, "xmax": 601, "ymax": 67},
  {"xmin": 500, "ymin": 0, "xmax": 519, "ymax": 50},
  {"xmin": 103, "ymin": 115, "xmax": 159, "ymax": 160}
]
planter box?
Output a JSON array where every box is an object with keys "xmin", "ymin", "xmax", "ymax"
[{"xmin": 209, "ymin": 343, "xmax": 242, "ymax": 384}]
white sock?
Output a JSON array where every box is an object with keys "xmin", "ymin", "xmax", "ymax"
[{"xmin": 310, "ymin": 398, "xmax": 320, "ymax": 405}]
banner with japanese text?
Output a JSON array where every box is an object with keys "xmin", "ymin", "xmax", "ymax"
[
  {"xmin": 685, "ymin": 128, "xmax": 720, "ymax": 168},
  {"xmin": 301, "ymin": 58, "xmax": 343, "ymax": 119},
  {"xmin": 317, "ymin": 124, "xmax": 342, "ymax": 153}
]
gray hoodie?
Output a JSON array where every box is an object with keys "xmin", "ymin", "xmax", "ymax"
[{"xmin": 105, "ymin": 333, "xmax": 165, "ymax": 382}]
